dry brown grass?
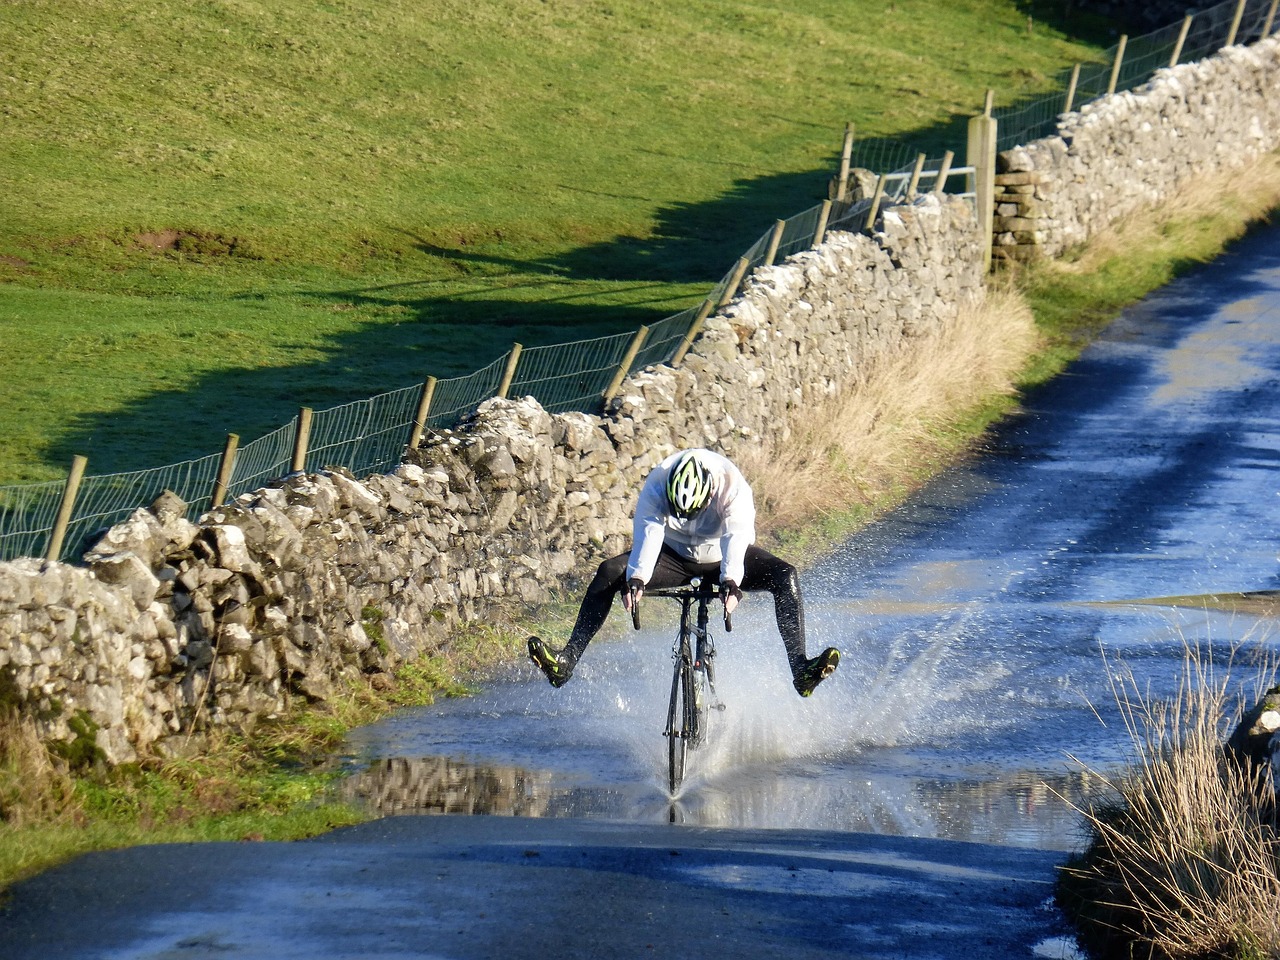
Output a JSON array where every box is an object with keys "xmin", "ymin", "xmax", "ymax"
[
  {"xmin": 1060, "ymin": 647, "xmax": 1280, "ymax": 960},
  {"xmin": 1047, "ymin": 153, "xmax": 1280, "ymax": 278},
  {"xmin": 741, "ymin": 281, "xmax": 1038, "ymax": 545},
  {"xmin": 0, "ymin": 709, "xmax": 80, "ymax": 828}
]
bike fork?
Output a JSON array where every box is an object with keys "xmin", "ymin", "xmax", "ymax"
[{"xmin": 694, "ymin": 629, "xmax": 724, "ymax": 713}]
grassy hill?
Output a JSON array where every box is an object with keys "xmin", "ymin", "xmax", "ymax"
[{"xmin": 0, "ymin": 0, "xmax": 1111, "ymax": 483}]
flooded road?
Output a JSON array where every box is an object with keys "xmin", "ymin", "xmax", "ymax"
[{"xmin": 340, "ymin": 223, "xmax": 1280, "ymax": 853}]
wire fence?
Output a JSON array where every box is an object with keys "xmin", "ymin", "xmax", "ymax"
[
  {"xmin": 992, "ymin": 0, "xmax": 1278, "ymax": 152},
  {"xmin": 2, "ymin": 0, "xmax": 1276, "ymax": 564}
]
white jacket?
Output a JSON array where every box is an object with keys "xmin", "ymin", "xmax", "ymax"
[{"xmin": 625, "ymin": 449, "xmax": 756, "ymax": 586}]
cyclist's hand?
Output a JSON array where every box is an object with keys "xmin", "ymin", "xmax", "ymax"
[
  {"xmin": 720, "ymin": 579, "xmax": 742, "ymax": 616},
  {"xmin": 622, "ymin": 577, "xmax": 644, "ymax": 612}
]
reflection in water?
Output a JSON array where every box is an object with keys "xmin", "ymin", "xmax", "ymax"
[
  {"xmin": 338, "ymin": 748, "xmax": 1111, "ymax": 851},
  {"xmin": 339, "ymin": 593, "xmax": 1275, "ymax": 852},
  {"xmin": 340, "ymin": 757, "xmax": 552, "ymax": 817}
]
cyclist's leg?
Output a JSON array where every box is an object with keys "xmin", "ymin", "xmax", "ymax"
[
  {"xmin": 558, "ymin": 551, "xmax": 630, "ymax": 666},
  {"xmin": 560, "ymin": 546, "xmax": 709, "ymax": 664},
  {"xmin": 739, "ymin": 546, "xmax": 839, "ymax": 696},
  {"xmin": 645, "ymin": 544, "xmax": 717, "ymax": 589},
  {"xmin": 738, "ymin": 545, "xmax": 809, "ymax": 673},
  {"xmin": 534, "ymin": 546, "xmax": 718, "ymax": 684}
]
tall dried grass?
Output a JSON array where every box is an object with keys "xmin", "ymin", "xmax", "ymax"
[
  {"xmin": 1056, "ymin": 153, "xmax": 1280, "ymax": 276},
  {"xmin": 1060, "ymin": 647, "xmax": 1280, "ymax": 960},
  {"xmin": 0, "ymin": 709, "xmax": 79, "ymax": 828},
  {"xmin": 740, "ymin": 281, "xmax": 1038, "ymax": 541}
]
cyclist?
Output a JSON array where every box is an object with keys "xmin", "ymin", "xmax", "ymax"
[{"xmin": 528, "ymin": 448, "xmax": 840, "ymax": 697}]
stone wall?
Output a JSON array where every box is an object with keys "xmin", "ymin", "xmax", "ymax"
[
  {"xmin": 994, "ymin": 36, "xmax": 1280, "ymax": 261},
  {"xmin": 0, "ymin": 196, "xmax": 985, "ymax": 765}
]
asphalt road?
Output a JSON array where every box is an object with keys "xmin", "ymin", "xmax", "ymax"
[{"xmin": 0, "ymin": 816, "xmax": 1071, "ymax": 960}]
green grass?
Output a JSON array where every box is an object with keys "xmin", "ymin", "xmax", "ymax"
[
  {"xmin": 0, "ymin": 0, "xmax": 1111, "ymax": 483},
  {"xmin": 0, "ymin": 623, "xmax": 527, "ymax": 892},
  {"xmin": 0, "ymin": 718, "xmax": 366, "ymax": 891}
]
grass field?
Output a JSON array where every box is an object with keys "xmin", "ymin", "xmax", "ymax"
[{"xmin": 0, "ymin": 0, "xmax": 1113, "ymax": 483}]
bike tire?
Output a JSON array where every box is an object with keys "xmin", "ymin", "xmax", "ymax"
[{"xmin": 666, "ymin": 652, "xmax": 695, "ymax": 794}]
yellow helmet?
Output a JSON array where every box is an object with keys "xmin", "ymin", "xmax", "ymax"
[{"xmin": 665, "ymin": 451, "xmax": 714, "ymax": 518}]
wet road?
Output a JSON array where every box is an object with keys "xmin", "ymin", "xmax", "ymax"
[
  {"xmin": 336, "ymin": 221, "xmax": 1280, "ymax": 851},
  {"xmin": 3, "ymin": 818, "xmax": 1069, "ymax": 960},
  {"xmin": 4, "ymin": 222, "xmax": 1280, "ymax": 959}
]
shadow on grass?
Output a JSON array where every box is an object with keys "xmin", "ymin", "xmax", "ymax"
[
  {"xmin": 44, "ymin": 151, "xmax": 846, "ymax": 477},
  {"xmin": 47, "ymin": 294, "xmax": 679, "ymax": 477},
  {"xmin": 46, "ymin": 26, "xmax": 1239, "ymax": 481}
]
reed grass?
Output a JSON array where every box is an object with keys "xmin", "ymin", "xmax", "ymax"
[{"xmin": 1059, "ymin": 645, "xmax": 1280, "ymax": 960}]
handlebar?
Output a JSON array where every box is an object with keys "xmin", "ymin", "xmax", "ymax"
[{"xmin": 629, "ymin": 578, "xmax": 733, "ymax": 632}]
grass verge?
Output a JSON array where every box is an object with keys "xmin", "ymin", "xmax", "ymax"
[
  {"xmin": 0, "ymin": 618, "xmax": 536, "ymax": 893},
  {"xmin": 744, "ymin": 278, "xmax": 1039, "ymax": 559}
]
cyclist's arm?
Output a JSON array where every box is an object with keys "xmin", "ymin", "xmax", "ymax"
[
  {"xmin": 717, "ymin": 469, "xmax": 756, "ymax": 587},
  {"xmin": 626, "ymin": 471, "xmax": 670, "ymax": 584}
]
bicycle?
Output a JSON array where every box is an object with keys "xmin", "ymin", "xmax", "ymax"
[{"xmin": 631, "ymin": 577, "xmax": 731, "ymax": 794}]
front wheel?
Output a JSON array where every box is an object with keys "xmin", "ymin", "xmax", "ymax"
[{"xmin": 666, "ymin": 653, "xmax": 696, "ymax": 794}]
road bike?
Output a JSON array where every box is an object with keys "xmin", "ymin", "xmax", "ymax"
[{"xmin": 631, "ymin": 577, "xmax": 730, "ymax": 794}]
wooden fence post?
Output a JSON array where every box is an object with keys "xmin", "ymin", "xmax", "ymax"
[
  {"xmin": 967, "ymin": 110, "xmax": 998, "ymax": 271},
  {"xmin": 932, "ymin": 150, "xmax": 955, "ymax": 196},
  {"xmin": 1107, "ymin": 35, "xmax": 1128, "ymax": 95},
  {"xmin": 211, "ymin": 434, "xmax": 239, "ymax": 508},
  {"xmin": 291, "ymin": 407, "xmax": 313, "ymax": 474},
  {"xmin": 672, "ymin": 300, "xmax": 714, "ymax": 368},
  {"xmin": 45, "ymin": 454, "xmax": 87, "ymax": 562},
  {"xmin": 1226, "ymin": 0, "xmax": 1247, "ymax": 46},
  {"xmin": 906, "ymin": 153, "xmax": 927, "ymax": 200},
  {"xmin": 603, "ymin": 326, "xmax": 650, "ymax": 405},
  {"xmin": 812, "ymin": 200, "xmax": 832, "ymax": 247},
  {"xmin": 863, "ymin": 175, "xmax": 888, "ymax": 231},
  {"xmin": 407, "ymin": 376, "xmax": 438, "ymax": 451},
  {"xmin": 836, "ymin": 123, "xmax": 855, "ymax": 200},
  {"xmin": 1064, "ymin": 63, "xmax": 1081, "ymax": 113},
  {"xmin": 763, "ymin": 219, "xmax": 786, "ymax": 266},
  {"xmin": 717, "ymin": 257, "xmax": 751, "ymax": 308},
  {"xmin": 1171, "ymin": 15, "xmax": 1193, "ymax": 67},
  {"xmin": 1265, "ymin": 0, "xmax": 1279, "ymax": 38},
  {"xmin": 983, "ymin": 88, "xmax": 995, "ymax": 118},
  {"xmin": 496, "ymin": 343, "xmax": 523, "ymax": 399}
]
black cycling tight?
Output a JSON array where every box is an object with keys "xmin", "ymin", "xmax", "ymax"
[{"xmin": 560, "ymin": 543, "xmax": 809, "ymax": 675}]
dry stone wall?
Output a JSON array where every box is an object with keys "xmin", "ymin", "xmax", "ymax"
[
  {"xmin": 0, "ymin": 195, "xmax": 985, "ymax": 765},
  {"xmin": 994, "ymin": 36, "xmax": 1280, "ymax": 261}
]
